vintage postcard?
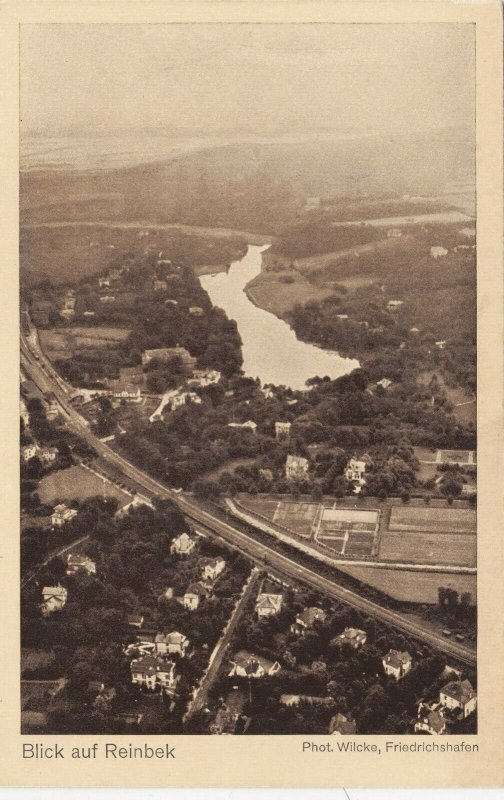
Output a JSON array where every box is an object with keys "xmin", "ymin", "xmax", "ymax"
[{"xmin": 0, "ymin": 0, "xmax": 502, "ymax": 789}]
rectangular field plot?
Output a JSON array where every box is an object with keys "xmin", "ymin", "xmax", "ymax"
[
  {"xmin": 273, "ymin": 501, "xmax": 319, "ymax": 537},
  {"xmin": 436, "ymin": 449, "xmax": 476, "ymax": 465},
  {"xmin": 388, "ymin": 506, "xmax": 476, "ymax": 534},
  {"xmin": 315, "ymin": 533, "xmax": 347, "ymax": 555},
  {"xmin": 316, "ymin": 507, "xmax": 379, "ymax": 557},
  {"xmin": 335, "ymin": 564, "xmax": 477, "ymax": 604},
  {"xmin": 379, "ymin": 531, "xmax": 476, "ymax": 567}
]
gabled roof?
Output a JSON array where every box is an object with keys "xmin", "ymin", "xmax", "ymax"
[
  {"xmin": 130, "ymin": 655, "xmax": 175, "ymax": 676},
  {"xmin": 185, "ymin": 582, "xmax": 210, "ymax": 598},
  {"xmin": 297, "ymin": 607, "xmax": 326, "ymax": 627},
  {"xmin": 336, "ymin": 627, "xmax": 367, "ymax": 643},
  {"xmin": 417, "ymin": 703, "xmax": 446, "ymax": 733},
  {"xmin": 42, "ymin": 585, "xmax": 67, "ymax": 599},
  {"xmin": 155, "ymin": 632, "xmax": 187, "ymax": 645},
  {"xmin": 256, "ymin": 593, "xmax": 283, "ymax": 612},
  {"xmin": 383, "ymin": 649, "xmax": 411, "ymax": 669},
  {"xmin": 440, "ymin": 679, "xmax": 476, "ymax": 705}
]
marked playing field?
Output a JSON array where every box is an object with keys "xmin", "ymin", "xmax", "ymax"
[
  {"xmin": 316, "ymin": 506, "xmax": 379, "ymax": 557},
  {"xmin": 273, "ymin": 501, "xmax": 319, "ymax": 537},
  {"xmin": 389, "ymin": 506, "xmax": 476, "ymax": 533},
  {"xmin": 436, "ymin": 449, "xmax": 476, "ymax": 465}
]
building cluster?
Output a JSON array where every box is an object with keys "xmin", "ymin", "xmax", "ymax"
[{"xmin": 415, "ymin": 679, "xmax": 477, "ymax": 735}]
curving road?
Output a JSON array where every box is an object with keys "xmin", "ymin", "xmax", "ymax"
[{"xmin": 20, "ymin": 328, "xmax": 476, "ymax": 667}]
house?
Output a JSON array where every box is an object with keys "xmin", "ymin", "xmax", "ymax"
[
  {"xmin": 376, "ymin": 378, "xmax": 392, "ymax": 390},
  {"xmin": 39, "ymin": 446, "xmax": 58, "ymax": 466},
  {"xmin": 126, "ymin": 614, "xmax": 144, "ymax": 629},
  {"xmin": 98, "ymin": 277, "xmax": 110, "ymax": 289},
  {"xmin": 281, "ymin": 695, "xmax": 332, "ymax": 708},
  {"xmin": 200, "ymin": 556, "xmax": 226, "ymax": 582},
  {"xmin": 41, "ymin": 585, "xmax": 67, "ymax": 615},
  {"xmin": 459, "ymin": 227, "xmax": 476, "ymax": 239},
  {"xmin": 387, "ymin": 228, "xmax": 402, "ymax": 238},
  {"xmin": 154, "ymin": 632, "xmax": 189, "ymax": 657},
  {"xmin": 329, "ymin": 713, "xmax": 357, "ymax": 735},
  {"xmin": 410, "ymin": 327, "xmax": 420, "ymax": 334},
  {"xmin": 255, "ymin": 592, "xmax": 283, "ymax": 619},
  {"xmin": 228, "ymin": 420, "xmax": 257, "ymax": 433},
  {"xmin": 189, "ymin": 306, "xmax": 204, "ymax": 317},
  {"xmin": 83, "ymin": 311, "xmax": 96, "ymax": 317},
  {"xmin": 345, "ymin": 457, "xmax": 367, "ymax": 483},
  {"xmin": 382, "ymin": 650, "xmax": 412, "ymax": 680},
  {"xmin": 20, "ymin": 398, "xmax": 30, "ymax": 427},
  {"xmin": 430, "ymin": 246, "xmax": 449, "ymax": 259},
  {"xmin": 66, "ymin": 554, "xmax": 96, "ymax": 576},
  {"xmin": 188, "ymin": 369, "xmax": 221, "ymax": 387},
  {"xmin": 141, "ymin": 347, "xmax": 196, "ymax": 370},
  {"xmin": 99, "ymin": 295, "xmax": 116, "ymax": 303},
  {"xmin": 45, "ymin": 393, "xmax": 59, "ymax": 420},
  {"xmin": 169, "ymin": 391, "xmax": 202, "ymax": 411},
  {"xmin": 435, "ymin": 340, "xmax": 447, "ymax": 350},
  {"xmin": 291, "ymin": 607, "xmax": 326, "ymax": 635},
  {"xmin": 130, "ymin": 655, "xmax": 177, "ymax": 692},
  {"xmin": 21, "ymin": 443, "xmax": 38, "ymax": 462},
  {"xmin": 51, "ymin": 503, "xmax": 78, "ymax": 527},
  {"xmin": 285, "ymin": 454, "xmax": 309, "ymax": 480},
  {"xmin": 439, "ymin": 679, "xmax": 477, "ymax": 718},
  {"xmin": 415, "ymin": 702, "xmax": 447, "ymax": 735},
  {"xmin": 336, "ymin": 314, "xmax": 349, "ymax": 320},
  {"xmin": 153, "ymin": 280, "xmax": 168, "ymax": 291},
  {"xmin": 333, "ymin": 627, "xmax": 367, "ymax": 650},
  {"xmin": 275, "ymin": 421, "xmax": 291, "ymax": 441},
  {"xmin": 387, "ymin": 300, "xmax": 403, "ymax": 311},
  {"xmin": 115, "ymin": 496, "xmax": 154, "ymax": 519},
  {"xmin": 228, "ymin": 652, "xmax": 281, "ymax": 679},
  {"xmin": 170, "ymin": 532, "xmax": 196, "ymax": 556},
  {"xmin": 183, "ymin": 582, "xmax": 210, "ymax": 611}
]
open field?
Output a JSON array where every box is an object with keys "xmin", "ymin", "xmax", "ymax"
[
  {"xmin": 334, "ymin": 564, "xmax": 477, "ymax": 605},
  {"xmin": 38, "ymin": 465, "xmax": 130, "ymax": 507},
  {"xmin": 245, "ymin": 270, "xmax": 333, "ymax": 318},
  {"xmin": 389, "ymin": 506, "xmax": 476, "ymax": 534},
  {"xmin": 315, "ymin": 506, "xmax": 379, "ymax": 556},
  {"xmin": 378, "ymin": 531, "xmax": 476, "ymax": 567},
  {"xmin": 39, "ymin": 326, "xmax": 130, "ymax": 361}
]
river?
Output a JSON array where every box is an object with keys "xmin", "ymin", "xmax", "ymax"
[{"xmin": 200, "ymin": 245, "xmax": 359, "ymax": 390}]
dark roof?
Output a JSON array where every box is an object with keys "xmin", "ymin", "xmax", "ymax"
[
  {"xmin": 329, "ymin": 714, "xmax": 357, "ymax": 735},
  {"xmin": 441, "ymin": 679, "xmax": 476, "ymax": 705}
]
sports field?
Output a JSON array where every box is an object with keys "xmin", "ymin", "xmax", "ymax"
[
  {"xmin": 378, "ymin": 531, "xmax": 476, "ymax": 567},
  {"xmin": 436, "ymin": 449, "xmax": 476, "ymax": 465},
  {"xmin": 315, "ymin": 507, "xmax": 379, "ymax": 556},
  {"xmin": 38, "ymin": 465, "xmax": 130, "ymax": 507},
  {"xmin": 389, "ymin": 506, "xmax": 476, "ymax": 534},
  {"xmin": 273, "ymin": 501, "xmax": 319, "ymax": 538}
]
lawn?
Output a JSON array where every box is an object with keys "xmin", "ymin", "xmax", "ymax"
[
  {"xmin": 378, "ymin": 531, "xmax": 476, "ymax": 568},
  {"xmin": 38, "ymin": 465, "xmax": 130, "ymax": 507},
  {"xmin": 334, "ymin": 564, "xmax": 477, "ymax": 605},
  {"xmin": 388, "ymin": 506, "xmax": 476, "ymax": 534}
]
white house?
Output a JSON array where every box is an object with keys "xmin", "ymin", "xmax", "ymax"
[
  {"xmin": 415, "ymin": 702, "xmax": 447, "ymax": 735},
  {"xmin": 183, "ymin": 583, "xmax": 210, "ymax": 611},
  {"xmin": 51, "ymin": 503, "xmax": 78, "ymax": 527},
  {"xmin": 41, "ymin": 585, "xmax": 68, "ymax": 615},
  {"xmin": 228, "ymin": 420, "xmax": 257, "ymax": 433},
  {"xmin": 333, "ymin": 627, "xmax": 367, "ymax": 650},
  {"xmin": 345, "ymin": 457, "xmax": 367, "ymax": 483},
  {"xmin": 130, "ymin": 655, "xmax": 177, "ymax": 692},
  {"xmin": 387, "ymin": 300, "xmax": 403, "ymax": 311},
  {"xmin": 228, "ymin": 652, "xmax": 281, "ymax": 679},
  {"xmin": 21, "ymin": 443, "xmax": 38, "ymax": 462},
  {"xmin": 170, "ymin": 532, "xmax": 196, "ymax": 556},
  {"xmin": 382, "ymin": 650, "xmax": 412, "ymax": 680},
  {"xmin": 66, "ymin": 554, "xmax": 96, "ymax": 576},
  {"xmin": 188, "ymin": 370, "xmax": 221, "ymax": 388},
  {"xmin": 39, "ymin": 446, "xmax": 58, "ymax": 466},
  {"xmin": 255, "ymin": 593, "xmax": 283, "ymax": 619},
  {"xmin": 439, "ymin": 679, "xmax": 477, "ymax": 718},
  {"xmin": 285, "ymin": 454, "xmax": 309, "ymax": 480},
  {"xmin": 435, "ymin": 340, "xmax": 447, "ymax": 350},
  {"xmin": 200, "ymin": 557, "xmax": 226, "ymax": 582},
  {"xmin": 430, "ymin": 246, "xmax": 449, "ymax": 259},
  {"xmin": 154, "ymin": 632, "xmax": 189, "ymax": 657},
  {"xmin": 275, "ymin": 421, "xmax": 292, "ymax": 441},
  {"xmin": 376, "ymin": 378, "xmax": 392, "ymax": 390}
]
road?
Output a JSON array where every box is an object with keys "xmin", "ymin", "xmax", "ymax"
[{"xmin": 20, "ymin": 326, "xmax": 476, "ymax": 667}]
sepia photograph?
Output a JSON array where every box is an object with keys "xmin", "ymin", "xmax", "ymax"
[{"xmin": 19, "ymin": 20, "xmax": 479, "ymax": 741}]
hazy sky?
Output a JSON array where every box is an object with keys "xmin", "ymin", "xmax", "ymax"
[{"xmin": 21, "ymin": 23, "xmax": 475, "ymax": 136}]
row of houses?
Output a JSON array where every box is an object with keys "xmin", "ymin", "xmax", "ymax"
[{"xmin": 21, "ymin": 442, "xmax": 59, "ymax": 466}]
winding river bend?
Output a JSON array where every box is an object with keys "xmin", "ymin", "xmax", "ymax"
[{"xmin": 200, "ymin": 245, "xmax": 359, "ymax": 390}]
